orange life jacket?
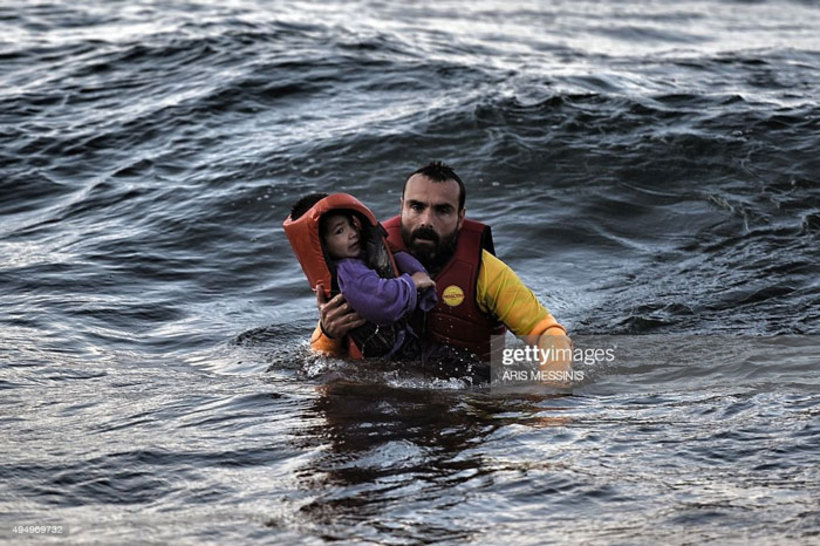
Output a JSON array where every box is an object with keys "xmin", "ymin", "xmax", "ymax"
[{"xmin": 283, "ymin": 193, "xmax": 400, "ymax": 359}]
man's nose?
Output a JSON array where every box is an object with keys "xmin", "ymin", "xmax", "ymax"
[{"xmin": 418, "ymin": 208, "xmax": 434, "ymax": 226}]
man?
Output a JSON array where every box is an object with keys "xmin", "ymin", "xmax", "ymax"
[{"xmin": 311, "ymin": 162, "xmax": 570, "ymax": 375}]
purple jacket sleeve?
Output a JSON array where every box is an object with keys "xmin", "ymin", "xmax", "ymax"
[
  {"xmin": 336, "ymin": 259, "xmax": 417, "ymax": 325},
  {"xmin": 393, "ymin": 251, "xmax": 426, "ymax": 275},
  {"xmin": 392, "ymin": 251, "xmax": 438, "ymax": 312}
]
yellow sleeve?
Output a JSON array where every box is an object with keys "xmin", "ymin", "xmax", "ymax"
[
  {"xmin": 477, "ymin": 250, "xmax": 567, "ymax": 337},
  {"xmin": 310, "ymin": 322, "xmax": 346, "ymax": 357}
]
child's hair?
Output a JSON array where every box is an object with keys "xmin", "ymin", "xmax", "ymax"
[{"xmin": 290, "ymin": 193, "xmax": 328, "ymax": 221}]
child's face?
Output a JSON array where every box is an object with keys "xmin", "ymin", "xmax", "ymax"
[{"xmin": 323, "ymin": 213, "xmax": 361, "ymax": 260}]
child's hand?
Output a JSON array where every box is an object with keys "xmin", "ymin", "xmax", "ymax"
[{"xmin": 411, "ymin": 272, "xmax": 435, "ymax": 291}]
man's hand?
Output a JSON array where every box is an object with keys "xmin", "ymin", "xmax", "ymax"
[
  {"xmin": 315, "ymin": 283, "xmax": 366, "ymax": 339},
  {"xmin": 537, "ymin": 334, "xmax": 574, "ymax": 386}
]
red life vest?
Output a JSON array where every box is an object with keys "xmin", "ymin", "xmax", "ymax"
[
  {"xmin": 382, "ymin": 215, "xmax": 506, "ymax": 360},
  {"xmin": 283, "ymin": 193, "xmax": 399, "ymax": 359}
]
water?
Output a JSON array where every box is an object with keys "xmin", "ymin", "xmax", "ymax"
[{"xmin": 1, "ymin": 0, "xmax": 819, "ymax": 543}]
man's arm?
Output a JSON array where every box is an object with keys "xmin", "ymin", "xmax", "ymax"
[
  {"xmin": 309, "ymin": 283, "xmax": 365, "ymax": 357},
  {"xmin": 310, "ymin": 321, "xmax": 344, "ymax": 356},
  {"xmin": 476, "ymin": 250, "xmax": 566, "ymax": 337},
  {"xmin": 477, "ymin": 251, "xmax": 572, "ymax": 379}
]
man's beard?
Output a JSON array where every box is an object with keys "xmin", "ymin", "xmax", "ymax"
[{"xmin": 401, "ymin": 224, "xmax": 457, "ymax": 273}]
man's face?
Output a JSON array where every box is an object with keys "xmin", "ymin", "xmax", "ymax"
[{"xmin": 400, "ymin": 174, "xmax": 465, "ymax": 269}]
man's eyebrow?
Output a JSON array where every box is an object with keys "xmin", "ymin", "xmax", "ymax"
[
  {"xmin": 434, "ymin": 203, "xmax": 454, "ymax": 211},
  {"xmin": 407, "ymin": 199, "xmax": 427, "ymax": 207}
]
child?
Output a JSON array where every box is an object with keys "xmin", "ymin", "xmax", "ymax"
[{"xmin": 284, "ymin": 193, "xmax": 437, "ymax": 359}]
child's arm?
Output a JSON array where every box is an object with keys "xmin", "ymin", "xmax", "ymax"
[
  {"xmin": 336, "ymin": 259, "xmax": 418, "ymax": 325},
  {"xmin": 393, "ymin": 251, "xmax": 437, "ymax": 312},
  {"xmin": 393, "ymin": 251, "xmax": 426, "ymax": 275}
]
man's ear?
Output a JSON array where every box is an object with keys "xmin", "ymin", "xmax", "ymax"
[{"xmin": 457, "ymin": 208, "xmax": 466, "ymax": 230}]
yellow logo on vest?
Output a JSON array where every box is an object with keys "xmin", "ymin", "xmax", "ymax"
[{"xmin": 442, "ymin": 285, "xmax": 465, "ymax": 307}]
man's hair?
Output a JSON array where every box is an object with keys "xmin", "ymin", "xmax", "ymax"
[
  {"xmin": 404, "ymin": 161, "xmax": 466, "ymax": 211},
  {"xmin": 290, "ymin": 193, "xmax": 328, "ymax": 221}
]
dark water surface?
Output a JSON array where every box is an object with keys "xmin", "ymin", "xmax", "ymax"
[{"xmin": 2, "ymin": 0, "xmax": 819, "ymax": 543}]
